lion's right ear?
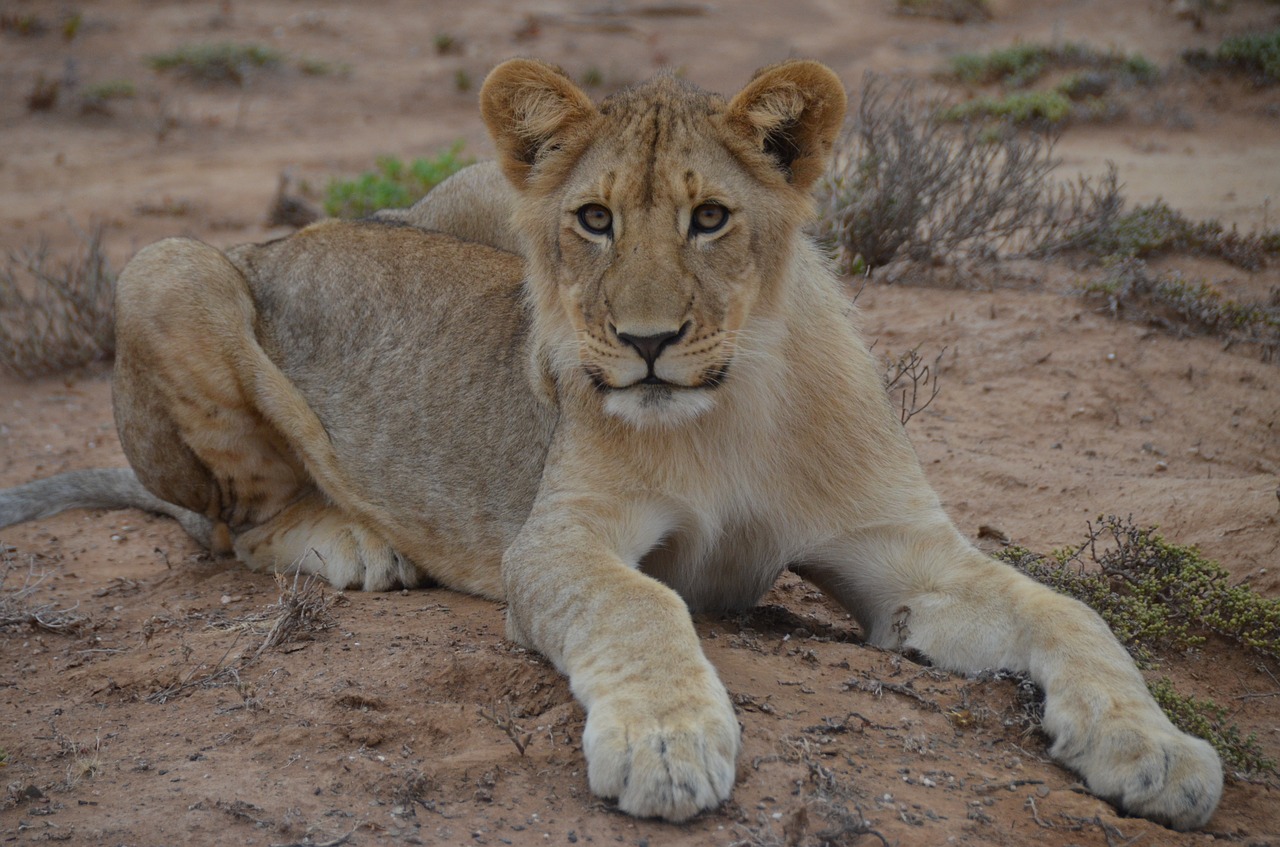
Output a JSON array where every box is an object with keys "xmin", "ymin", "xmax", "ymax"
[
  {"xmin": 724, "ymin": 61, "xmax": 846, "ymax": 191},
  {"xmin": 480, "ymin": 59, "xmax": 598, "ymax": 190}
]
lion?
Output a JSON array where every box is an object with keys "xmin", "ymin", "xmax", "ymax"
[{"xmin": 0, "ymin": 59, "xmax": 1222, "ymax": 829}]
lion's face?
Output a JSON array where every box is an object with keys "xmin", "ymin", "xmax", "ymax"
[{"xmin": 481, "ymin": 61, "xmax": 846, "ymax": 427}]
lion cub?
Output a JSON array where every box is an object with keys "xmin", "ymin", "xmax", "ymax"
[{"xmin": 0, "ymin": 60, "xmax": 1222, "ymax": 829}]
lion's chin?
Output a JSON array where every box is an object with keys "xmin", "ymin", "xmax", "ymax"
[{"xmin": 602, "ymin": 385, "xmax": 717, "ymax": 429}]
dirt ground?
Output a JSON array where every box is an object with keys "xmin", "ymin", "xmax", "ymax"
[{"xmin": 1, "ymin": 1, "xmax": 1278, "ymax": 845}]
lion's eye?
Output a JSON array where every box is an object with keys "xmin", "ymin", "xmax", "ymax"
[
  {"xmin": 577, "ymin": 204, "xmax": 613, "ymax": 236},
  {"xmin": 690, "ymin": 203, "xmax": 729, "ymax": 236}
]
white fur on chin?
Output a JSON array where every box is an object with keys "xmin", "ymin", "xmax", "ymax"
[{"xmin": 603, "ymin": 386, "xmax": 718, "ymax": 429}]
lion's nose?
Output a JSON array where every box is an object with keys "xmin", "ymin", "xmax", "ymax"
[{"xmin": 616, "ymin": 321, "xmax": 690, "ymax": 368}]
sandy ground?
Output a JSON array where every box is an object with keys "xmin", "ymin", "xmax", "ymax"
[{"xmin": 1, "ymin": 1, "xmax": 1278, "ymax": 845}]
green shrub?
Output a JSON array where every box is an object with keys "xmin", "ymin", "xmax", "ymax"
[
  {"xmin": 1079, "ymin": 259, "xmax": 1279, "ymax": 360},
  {"xmin": 1217, "ymin": 29, "xmax": 1280, "ymax": 81},
  {"xmin": 950, "ymin": 43, "xmax": 1058, "ymax": 87},
  {"xmin": 1188, "ymin": 28, "xmax": 1280, "ymax": 83},
  {"xmin": 297, "ymin": 58, "xmax": 351, "ymax": 78},
  {"xmin": 941, "ymin": 90, "xmax": 1072, "ymax": 125},
  {"xmin": 998, "ymin": 516, "xmax": 1280, "ymax": 663},
  {"xmin": 948, "ymin": 42, "xmax": 1157, "ymax": 88},
  {"xmin": 147, "ymin": 43, "xmax": 283, "ymax": 84},
  {"xmin": 323, "ymin": 143, "xmax": 473, "ymax": 219},
  {"xmin": 1063, "ymin": 199, "xmax": 1280, "ymax": 269}
]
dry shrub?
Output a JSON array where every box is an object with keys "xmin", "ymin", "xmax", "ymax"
[
  {"xmin": 814, "ymin": 75, "xmax": 1122, "ymax": 273},
  {"xmin": 0, "ymin": 226, "xmax": 115, "ymax": 376},
  {"xmin": 883, "ymin": 345, "xmax": 944, "ymax": 426},
  {"xmin": 252, "ymin": 570, "xmax": 339, "ymax": 658}
]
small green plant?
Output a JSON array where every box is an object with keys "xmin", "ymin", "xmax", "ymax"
[
  {"xmin": 942, "ymin": 90, "xmax": 1072, "ymax": 125},
  {"xmin": 80, "ymin": 79, "xmax": 137, "ymax": 114},
  {"xmin": 1149, "ymin": 678, "xmax": 1275, "ymax": 777},
  {"xmin": 1217, "ymin": 29, "xmax": 1280, "ymax": 82},
  {"xmin": 323, "ymin": 142, "xmax": 473, "ymax": 218},
  {"xmin": 1186, "ymin": 27, "xmax": 1280, "ymax": 84},
  {"xmin": 434, "ymin": 32, "xmax": 461, "ymax": 55},
  {"xmin": 147, "ymin": 42, "xmax": 283, "ymax": 84},
  {"xmin": 454, "ymin": 68, "xmax": 473, "ymax": 92},
  {"xmin": 581, "ymin": 66, "xmax": 605, "ymax": 87},
  {"xmin": 950, "ymin": 43, "xmax": 1060, "ymax": 87},
  {"xmin": 297, "ymin": 57, "xmax": 351, "ymax": 77},
  {"xmin": 82, "ymin": 79, "xmax": 136, "ymax": 100},
  {"xmin": 61, "ymin": 10, "xmax": 82, "ymax": 41}
]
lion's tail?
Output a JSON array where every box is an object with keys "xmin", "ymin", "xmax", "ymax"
[{"xmin": 0, "ymin": 468, "xmax": 213, "ymax": 549}]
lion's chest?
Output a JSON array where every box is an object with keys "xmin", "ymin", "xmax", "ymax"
[{"xmin": 638, "ymin": 513, "xmax": 798, "ymax": 613}]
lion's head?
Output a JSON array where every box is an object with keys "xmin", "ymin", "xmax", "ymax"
[{"xmin": 480, "ymin": 59, "xmax": 845, "ymax": 427}]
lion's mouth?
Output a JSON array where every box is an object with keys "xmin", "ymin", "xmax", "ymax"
[{"xmin": 585, "ymin": 362, "xmax": 730, "ymax": 393}]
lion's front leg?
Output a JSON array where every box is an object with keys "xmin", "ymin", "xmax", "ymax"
[
  {"xmin": 798, "ymin": 519, "xmax": 1222, "ymax": 831},
  {"xmin": 502, "ymin": 496, "xmax": 739, "ymax": 822}
]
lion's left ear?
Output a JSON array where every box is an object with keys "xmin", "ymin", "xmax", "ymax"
[{"xmin": 724, "ymin": 61, "xmax": 846, "ymax": 191}]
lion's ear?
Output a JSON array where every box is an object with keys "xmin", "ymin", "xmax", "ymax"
[
  {"xmin": 480, "ymin": 59, "xmax": 598, "ymax": 190},
  {"xmin": 724, "ymin": 61, "xmax": 846, "ymax": 191}
]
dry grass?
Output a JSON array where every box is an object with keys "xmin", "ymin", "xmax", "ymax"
[
  {"xmin": 251, "ymin": 570, "xmax": 340, "ymax": 658},
  {"xmin": 814, "ymin": 75, "xmax": 1122, "ymax": 272},
  {"xmin": 0, "ymin": 549, "xmax": 89, "ymax": 635},
  {"xmin": 0, "ymin": 225, "xmax": 115, "ymax": 377},
  {"xmin": 146, "ymin": 567, "xmax": 340, "ymax": 704}
]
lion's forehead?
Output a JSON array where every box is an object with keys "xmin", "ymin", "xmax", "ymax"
[{"xmin": 578, "ymin": 86, "xmax": 740, "ymax": 210}]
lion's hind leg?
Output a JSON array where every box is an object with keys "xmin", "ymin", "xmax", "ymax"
[
  {"xmin": 114, "ymin": 238, "xmax": 308, "ymax": 535},
  {"xmin": 799, "ymin": 520, "xmax": 1223, "ymax": 831},
  {"xmin": 112, "ymin": 238, "xmax": 416, "ymax": 592}
]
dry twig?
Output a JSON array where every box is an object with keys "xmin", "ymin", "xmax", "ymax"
[{"xmin": 477, "ymin": 700, "xmax": 534, "ymax": 756}]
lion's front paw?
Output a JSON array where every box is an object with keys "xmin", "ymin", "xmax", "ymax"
[
  {"xmin": 582, "ymin": 681, "xmax": 740, "ymax": 822},
  {"xmin": 1050, "ymin": 706, "xmax": 1223, "ymax": 831}
]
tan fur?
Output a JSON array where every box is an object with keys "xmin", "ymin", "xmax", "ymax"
[{"xmin": 0, "ymin": 60, "xmax": 1221, "ymax": 829}]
